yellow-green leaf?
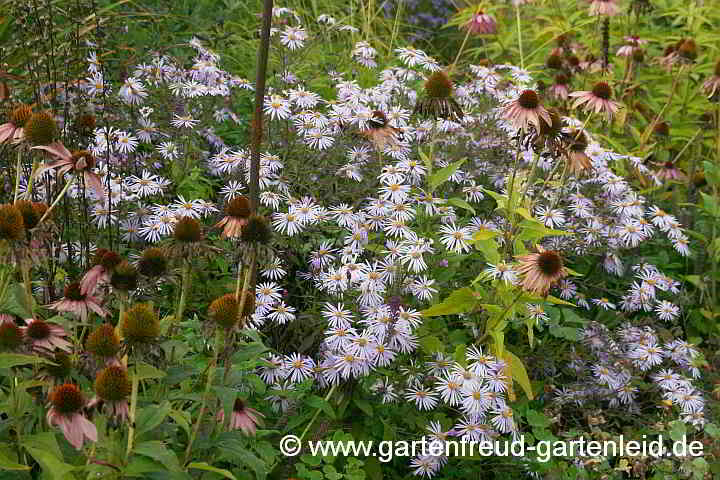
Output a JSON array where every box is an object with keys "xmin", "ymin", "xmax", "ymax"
[{"xmin": 503, "ymin": 350, "xmax": 534, "ymax": 400}]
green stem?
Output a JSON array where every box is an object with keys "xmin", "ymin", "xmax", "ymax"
[
  {"xmin": 515, "ymin": 4, "xmax": 524, "ymax": 70},
  {"xmin": 35, "ymin": 175, "xmax": 76, "ymax": 228},
  {"xmin": 125, "ymin": 370, "xmax": 140, "ymax": 459},
  {"xmin": 449, "ymin": 23, "xmax": 473, "ymax": 76},
  {"xmin": 298, "ymin": 384, "xmax": 336, "ymax": 444},
  {"xmin": 184, "ymin": 329, "xmax": 222, "ymax": 464},
  {"xmin": 174, "ymin": 261, "xmax": 191, "ymax": 329},
  {"xmin": 13, "ymin": 149, "xmax": 23, "ymax": 202}
]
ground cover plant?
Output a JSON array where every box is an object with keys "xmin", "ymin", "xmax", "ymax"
[{"xmin": 0, "ymin": 0, "xmax": 718, "ymax": 479}]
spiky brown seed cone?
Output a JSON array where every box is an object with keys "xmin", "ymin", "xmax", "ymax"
[
  {"xmin": 24, "ymin": 111, "xmax": 56, "ymax": 146},
  {"xmin": 591, "ymin": 82, "xmax": 612, "ymax": 100},
  {"xmin": 173, "ymin": 216, "xmax": 202, "ymax": 243},
  {"xmin": 95, "ymin": 366, "xmax": 131, "ymax": 402},
  {"xmin": 70, "ymin": 150, "xmax": 96, "ymax": 170},
  {"xmin": 0, "ymin": 321, "xmax": 23, "ymax": 350},
  {"xmin": 63, "ymin": 282, "xmax": 86, "ymax": 301},
  {"xmin": 653, "ymin": 121, "xmax": 670, "ymax": 136},
  {"xmin": 239, "ymin": 290, "xmax": 256, "ymax": 319},
  {"xmin": 110, "ymin": 261, "xmax": 138, "ymax": 292},
  {"xmin": 676, "ymin": 38, "xmax": 697, "ymax": 61},
  {"xmin": 46, "ymin": 351, "xmax": 73, "ymax": 378},
  {"xmin": 225, "ymin": 196, "xmax": 252, "ymax": 219},
  {"xmin": 554, "ymin": 73, "xmax": 570, "ymax": 85},
  {"xmin": 518, "ymin": 90, "xmax": 540, "ymax": 109},
  {"xmin": 92, "ymin": 249, "xmax": 123, "ymax": 270},
  {"xmin": 10, "ymin": 104, "xmax": 33, "ymax": 127},
  {"xmin": 74, "ymin": 114, "xmax": 96, "ymax": 132},
  {"xmin": 425, "ymin": 71, "xmax": 453, "ymax": 99},
  {"xmin": 0, "ymin": 204, "xmax": 25, "ymax": 240},
  {"xmin": 49, "ymin": 383, "xmax": 84, "ymax": 414},
  {"xmin": 121, "ymin": 303, "xmax": 160, "ymax": 344},
  {"xmin": 25, "ymin": 319, "xmax": 51, "ymax": 341},
  {"xmin": 138, "ymin": 247, "xmax": 167, "ymax": 277},
  {"xmin": 546, "ymin": 54, "xmax": 563, "ymax": 70},
  {"xmin": 14, "ymin": 200, "xmax": 40, "ymax": 230},
  {"xmin": 86, "ymin": 324, "xmax": 121, "ymax": 358},
  {"xmin": 33, "ymin": 202, "xmax": 49, "ymax": 221},
  {"xmin": 538, "ymin": 110, "xmax": 563, "ymax": 137},
  {"xmin": 208, "ymin": 294, "xmax": 239, "ymax": 329},
  {"xmin": 241, "ymin": 214, "xmax": 272, "ymax": 244}
]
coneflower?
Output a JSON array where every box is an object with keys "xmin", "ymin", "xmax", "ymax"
[
  {"xmin": 465, "ymin": 10, "xmax": 497, "ymax": 35},
  {"xmin": 14, "ymin": 200, "xmax": 42, "ymax": 230},
  {"xmin": 23, "ymin": 318, "xmax": 71, "ymax": 353},
  {"xmin": 414, "ymin": 71, "xmax": 464, "ymax": 121},
  {"xmin": 548, "ymin": 74, "xmax": 570, "ymax": 101},
  {"xmin": 515, "ymin": 246, "xmax": 568, "ymax": 297},
  {"xmin": 589, "ymin": 0, "xmax": 620, "ymax": 16},
  {"xmin": 569, "ymin": 82, "xmax": 620, "ymax": 121},
  {"xmin": 702, "ymin": 59, "xmax": 720, "ymax": 101},
  {"xmin": 565, "ymin": 129, "xmax": 593, "ymax": 175},
  {"xmin": 501, "ymin": 89, "xmax": 551, "ymax": 131},
  {"xmin": 0, "ymin": 104, "xmax": 32, "ymax": 144},
  {"xmin": 217, "ymin": 398, "xmax": 264, "ymax": 435},
  {"xmin": 80, "ymin": 248, "xmax": 123, "ymax": 295},
  {"xmin": 86, "ymin": 323, "xmax": 121, "ymax": 361},
  {"xmin": 31, "ymin": 143, "xmax": 105, "ymax": 199},
  {"xmin": 358, "ymin": 110, "xmax": 401, "ymax": 150},
  {"xmin": 0, "ymin": 204, "xmax": 25, "ymax": 241},
  {"xmin": 241, "ymin": 215, "xmax": 273, "ymax": 245},
  {"xmin": 121, "ymin": 303, "xmax": 160, "ymax": 346},
  {"xmin": 47, "ymin": 384, "xmax": 97, "ymax": 450},
  {"xmin": 137, "ymin": 247, "xmax": 168, "ymax": 278},
  {"xmin": 23, "ymin": 111, "xmax": 56, "ymax": 146},
  {"xmin": 48, "ymin": 281, "xmax": 108, "ymax": 322},
  {"xmin": 216, "ymin": 196, "xmax": 252, "ymax": 238},
  {"xmin": 110, "ymin": 261, "xmax": 139, "ymax": 293},
  {"xmin": 92, "ymin": 365, "xmax": 131, "ymax": 421},
  {"xmin": 0, "ymin": 316, "xmax": 24, "ymax": 351},
  {"xmin": 545, "ymin": 54, "xmax": 564, "ymax": 70},
  {"xmin": 208, "ymin": 294, "xmax": 240, "ymax": 329}
]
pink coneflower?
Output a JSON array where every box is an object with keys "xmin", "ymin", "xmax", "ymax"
[
  {"xmin": 589, "ymin": 0, "xmax": 620, "ymax": 16},
  {"xmin": 22, "ymin": 318, "xmax": 71, "ymax": 353},
  {"xmin": 465, "ymin": 11, "xmax": 496, "ymax": 35},
  {"xmin": 702, "ymin": 59, "xmax": 720, "ymax": 101},
  {"xmin": 515, "ymin": 246, "xmax": 568, "ymax": 297},
  {"xmin": 569, "ymin": 82, "xmax": 620, "ymax": 121},
  {"xmin": 501, "ymin": 90, "xmax": 551, "ymax": 131},
  {"xmin": 359, "ymin": 110, "xmax": 401, "ymax": 150},
  {"xmin": 0, "ymin": 315, "xmax": 24, "ymax": 351},
  {"xmin": 617, "ymin": 35, "xmax": 646, "ymax": 57},
  {"xmin": 655, "ymin": 161, "xmax": 686, "ymax": 181},
  {"xmin": 89, "ymin": 366, "xmax": 131, "ymax": 421},
  {"xmin": 31, "ymin": 142, "xmax": 105, "ymax": 199},
  {"xmin": 47, "ymin": 384, "xmax": 97, "ymax": 450},
  {"xmin": 548, "ymin": 74, "xmax": 570, "ymax": 101},
  {"xmin": 217, "ymin": 399, "xmax": 265, "ymax": 435},
  {"xmin": 0, "ymin": 105, "xmax": 32, "ymax": 144},
  {"xmin": 215, "ymin": 195, "xmax": 252, "ymax": 238},
  {"xmin": 48, "ymin": 282, "xmax": 107, "ymax": 322},
  {"xmin": 80, "ymin": 249, "xmax": 123, "ymax": 295}
]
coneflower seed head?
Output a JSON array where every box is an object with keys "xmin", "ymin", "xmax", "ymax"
[
  {"xmin": 110, "ymin": 261, "xmax": 138, "ymax": 292},
  {"xmin": 0, "ymin": 321, "xmax": 23, "ymax": 350},
  {"xmin": 138, "ymin": 247, "xmax": 167, "ymax": 277},
  {"xmin": 591, "ymin": 82, "xmax": 612, "ymax": 100},
  {"xmin": 95, "ymin": 366, "xmax": 131, "ymax": 401},
  {"xmin": 0, "ymin": 204, "xmax": 25, "ymax": 240},
  {"xmin": 49, "ymin": 384, "xmax": 84, "ymax": 414},
  {"xmin": 122, "ymin": 303, "xmax": 160, "ymax": 344},
  {"xmin": 174, "ymin": 216, "xmax": 202, "ymax": 243},
  {"xmin": 70, "ymin": 150, "xmax": 96, "ymax": 170},
  {"xmin": 241, "ymin": 215, "xmax": 272, "ymax": 244},
  {"xmin": 86, "ymin": 324, "xmax": 121, "ymax": 358},
  {"xmin": 425, "ymin": 71, "xmax": 453, "ymax": 99},
  {"xmin": 24, "ymin": 111, "xmax": 56, "ymax": 146},
  {"xmin": 537, "ymin": 251, "xmax": 564, "ymax": 276},
  {"xmin": 26, "ymin": 319, "xmax": 51, "ymax": 340},
  {"xmin": 14, "ymin": 200, "xmax": 40, "ymax": 230},
  {"xmin": 10, "ymin": 105, "xmax": 32, "ymax": 127},
  {"xmin": 64, "ymin": 282, "xmax": 86, "ymax": 301},
  {"xmin": 518, "ymin": 90, "xmax": 540, "ymax": 109},
  {"xmin": 208, "ymin": 294, "xmax": 239, "ymax": 329},
  {"xmin": 226, "ymin": 196, "xmax": 252, "ymax": 219}
]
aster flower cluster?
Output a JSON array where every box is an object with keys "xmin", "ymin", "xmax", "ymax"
[{"xmin": 556, "ymin": 322, "xmax": 706, "ymax": 429}]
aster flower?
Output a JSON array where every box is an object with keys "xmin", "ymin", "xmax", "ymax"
[
  {"xmin": 501, "ymin": 90, "xmax": 551, "ymax": 131},
  {"xmin": 569, "ymin": 82, "xmax": 620, "ymax": 121},
  {"xmin": 48, "ymin": 282, "xmax": 108, "ymax": 322},
  {"xmin": 22, "ymin": 318, "xmax": 71, "ymax": 353},
  {"xmin": 515, "ymin": 246, "xmax": 568, "ymax": 297},
  {"xmin": 218, "ymin": 399, "xmax": 265, "ymax": 435},
  {"xmin": 47, "ymin": 384, "xmax": 97, "ymax": 450},
  {"xmin": 31, "ymin": 143, "xmax": 105, "ymax": 199}
]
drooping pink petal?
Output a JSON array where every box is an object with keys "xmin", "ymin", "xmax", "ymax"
[
  {"xmin": 80, "ymin": 265, "xmax": 105, "ymax": 296},
  {"xmin": 31, "ymin": 142, "xmax": 72, "ymax": 160},
  {"xmin": 84, "ymin": 172, "xmax": 106, "ymax": 200}
]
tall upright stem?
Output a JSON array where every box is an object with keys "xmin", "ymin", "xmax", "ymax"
[
  {"xmin": 249, "ymin": 0, "xmax": 274, "ymax": 212},
  {"xmin": 125, "ymin": 369, "xmax": 140, "ymax": 459},
  {"xmin": 515, "ymin": 5, "xmax": 524, "ymax": 70}
]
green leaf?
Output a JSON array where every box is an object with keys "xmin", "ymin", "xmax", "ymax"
[
  {"xmin": 0, "ymin": 353, "xmax": 54, "ymax": 369},
  {"xmin": 545, "ymin": 295, "xmax": 576, "ymax": 307},
  {"xmin": 700, "ymin": 192, "xmax": 720, "ymax": 217},
  {"xmin": 364, "ymin": 457, "xmax": 384, "ymax": 480},
  {"xmin": 503, "ymin": 351, "xmax": 534, "ymax": 400},
  {"xmin": 421, "ymin": 287, "xmax": 478, "ymax": 317},
  {"xmin": 0, "ymin": 284, "xmax": 32, "ymax": 318},
  {"xmin": 21, "ymin": 433, "xmax": 74, "ymax": 480},
  {"xmin": 704, "ymin": 423, "xmax": 720, "ymax": 439},
  {"xmin": 133, "ymin": 362, "xmax": 166, "ymax": 380},
  {"xmin": 135, "ymin": 401, "xmax": 171, "ymax": 439},
  {"xmin": 353, "ymin": 397, "xmax": 374, "ymax": 417},
  {"xmin": 134, "ymin": 441, "xmax": 182, "ymax": 472},
  {"xmin": 526, "ymin": 410, "xmax": 551, "ymax": 428},
  {"xmin": 428, "ymin": 158, "xmax": 466, "ymax": 191},
  {"xmin": 704, "ymin": 161, "xmax": 720, "ymax": 187},
  {"xmin": 668, "ymin": 420, "xmax": 687, "ymax": 442},
  {"xmin": 454, "ymin": 344, "xmax": 467, "ymax": 368},
  {"xmin": 306, "ymin": 395, "xmax": 336, "ymax": 420},
  {"xmin": 419, "ymin": 335, "xmax": 444, "ymax": 354},
  {"xmin": 0, "ymin": 444, "xmax": 30, "ymax": 471},
  {"xmin": 186, "ymin": 462, "xmax": 237, "ymax": 480},
  {"xmin": 447, "ymin": 197, "xmax": 476, "ymax": 215}
]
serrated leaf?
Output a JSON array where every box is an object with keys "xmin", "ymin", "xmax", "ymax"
[
  {"xmin": 134, "ymin": 441, "xmax": 182, "ymax": 472},
  {"xmin": 306, "ymin": 395, "xmax": 336, "ymax": 420},
  {"xmin": 353, "ymin": 397, "xmax": 373, "ymax": 417},
  {"xmin": 135, "ymin": 401, "xmax": 171, "ymax": 439},
  {"xmin": 187, "ymin": 462, "xmax": 237, "ymax": 480},
  {"xmin": 0, "ymin": 353, "xmax": 54, "ymax": 369},
  {"xmin": 420, "ymin": 335, "xmax": 444, "ymax": 354},
  {"xmin": 21, "ymin": 433, "xmax": 74, "ymax": 480},
  {"xmin": 526, "ymin": 410, "xmax": 551, "ymax": 428},
  {"xmin": 133, "ymin": 362, "xmax": 166, "ymax": 380}
]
